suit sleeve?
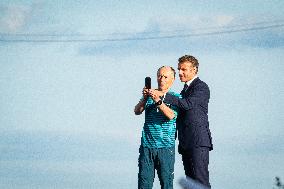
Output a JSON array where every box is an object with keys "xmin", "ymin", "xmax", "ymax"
[{"xmin": 164, "ymin": 82, "xmax": 210, "ymax": 111}]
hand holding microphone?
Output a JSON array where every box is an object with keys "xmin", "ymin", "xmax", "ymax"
[{"xmin": 142, "ymin": 77, "xmax": 151, "ymax": 99}]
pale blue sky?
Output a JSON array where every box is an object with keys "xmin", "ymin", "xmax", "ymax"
[{"xmin": 0, "ymin": 1, "xmax": 284, "ymax": 189}]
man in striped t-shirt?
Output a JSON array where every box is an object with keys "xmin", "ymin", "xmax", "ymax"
[{"xmin": 134, "ymin": 66, "xmax": 180, "ymax": 189}]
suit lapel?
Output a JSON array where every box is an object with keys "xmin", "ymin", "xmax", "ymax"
[
  {"xmin": 180, "ymin": 77, "xmax": 199, "ymax": 97},
  {"xmin": 183, "ymin": 77, "xmax": 199, "ymax": 95}
]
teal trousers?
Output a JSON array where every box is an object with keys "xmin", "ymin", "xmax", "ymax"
[{"xmin": 138, "ymin": 146, "xmax": 175, "ymax": 189}]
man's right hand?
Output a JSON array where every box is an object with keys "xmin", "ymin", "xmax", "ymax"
[
  {"xmin": 134, "ymin": 88, "xmax": 149, "ymax": 115},
  {"xmin": 142, "ymin": 87, "xmax": 149, "ymax": 100}
]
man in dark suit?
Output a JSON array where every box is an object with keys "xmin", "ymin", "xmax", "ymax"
[{"xmin": 152, "ymin": 55, "xmax": 213, "ymax": 188}]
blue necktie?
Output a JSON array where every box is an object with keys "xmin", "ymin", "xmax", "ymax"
[{"xmin": 181, "ymin": 84, "xmax": 188, "ymax": 97}]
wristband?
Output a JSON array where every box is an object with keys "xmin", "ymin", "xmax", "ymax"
[{"xmin": 155, "ymin": 100, "xmax": 162, "ymax": 106}]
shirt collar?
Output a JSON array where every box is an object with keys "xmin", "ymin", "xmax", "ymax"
[{"xmin": 185, "ymin": 75, "xmax": 198, "ymax": 87}]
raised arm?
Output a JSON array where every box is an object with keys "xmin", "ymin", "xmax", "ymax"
[
  {"xmin": 134, "ymin": 88, "xmax": 148, "ymax": 115},
  {"xmin": 134, "ymin": 98, "xmax": 146, "ymax": 115},
  {"xmin": 148, "ymin": 89, "xmax": 176, "ymax": 120},
  {"xmin": 164, "ymin": 82, "xmax": 210, "ymax": 111}
]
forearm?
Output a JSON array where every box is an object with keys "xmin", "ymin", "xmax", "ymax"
[
  {"xmin": 164, "ymin": 94, "xmax": 194, "ymax": 111},
  {"xmin": 157, "ymin": 103, "xmax": 175, "ymax": 120},
  {"xmin": 164, "ymin": 85, "xmax": 209, "ymax": 111},
  {"xmin": 164, "ymin": 94, "xmax": 180, "ymax": 107},
  {"xmin": 134, "ymin": 99, "xmax": 146, "ymax": 115}
]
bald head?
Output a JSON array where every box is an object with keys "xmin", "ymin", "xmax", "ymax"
[{"xmin": 157, "ymin": 66, "xmax": 176, "ymax": 92}]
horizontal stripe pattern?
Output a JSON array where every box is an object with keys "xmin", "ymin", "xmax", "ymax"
[{"xmin": 141, "ymin": 91, "xmax": 180, "ymax": 148}]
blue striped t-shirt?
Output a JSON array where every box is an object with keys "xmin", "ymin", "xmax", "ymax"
[{"xmin": 141, "ymin": 91, "xmax": 180, "ymax": 148}]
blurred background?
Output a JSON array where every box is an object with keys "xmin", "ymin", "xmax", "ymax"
[{"xmin": 0, "ymin": 1, "xmax": 283, "ymax": 188}]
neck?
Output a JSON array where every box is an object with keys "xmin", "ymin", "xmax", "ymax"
[{"xmin": 186, "ymin": 75, "xmax": 197, "ymax": 83}]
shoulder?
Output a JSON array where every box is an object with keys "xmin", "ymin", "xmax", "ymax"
[
  {"xmin": 194, "ymin": 78, "xmax": 210, "ymax": 91},
  {"xmin": 167, "ymin": 91, "xmax": 181, "ymax": 98}
]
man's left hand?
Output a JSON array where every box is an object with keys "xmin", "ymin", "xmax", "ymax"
[{"xmin": 148, "ymin": 89, "xmax": 164, "ymax": 102}]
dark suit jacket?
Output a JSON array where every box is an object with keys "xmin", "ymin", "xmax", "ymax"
[{"xmin": 164, "ymin": 77, "xmax": 213, "ymax": 152}]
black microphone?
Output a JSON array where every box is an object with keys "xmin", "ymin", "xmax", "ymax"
[{"xmin": 145, "ymin": 77, "xmax": 151, "ymax": 89}]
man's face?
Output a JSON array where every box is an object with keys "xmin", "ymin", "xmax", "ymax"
[
  {"xmin": 178, "ymin": 61, "xmax": 197, "ymax": 82},
  {"xmin": 157, "ymin": 67, "xmax": 175, "ymax": 91}
]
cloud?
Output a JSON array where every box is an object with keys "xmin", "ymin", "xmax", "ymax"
[
  {"xmin": 77, "ymin": 14, "xmax": 284, "ymax": 56},
  {"xmin": 215, "ymin": 15, "xmax": 234, "ymax": 27},
  {"xmin": 0, "ymin": 5, "xmax": 31, "ymax": 33},
  {"xmin": 147, "ymin": 14, "xmax": 284, "ymax": 48},
  {"xmin": 149, "ymin": 14, "xmax": 235, "ymax": 31}
]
